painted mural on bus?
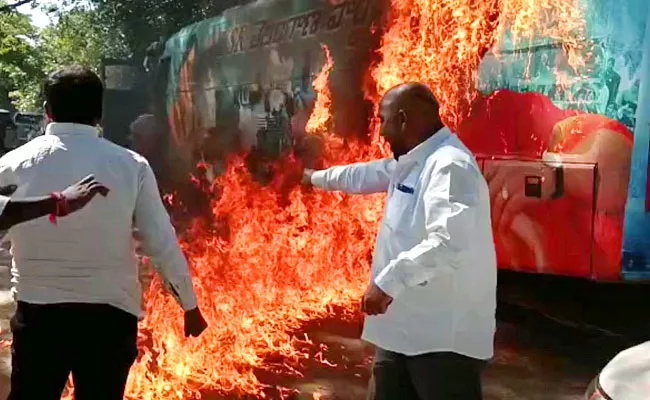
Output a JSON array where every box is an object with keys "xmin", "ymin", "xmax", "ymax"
[
  {"xmin": 463, "ymin": 0, "xmax": 648, "ymax": 279},
  {"xmin": 158, "ymin": 0, "xmax": 650, "ymax": 281}
]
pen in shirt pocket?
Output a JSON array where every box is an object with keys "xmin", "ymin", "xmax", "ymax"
[{"xmin": 396, "ymin": 183, "xmax": 414, "ymax": 194}]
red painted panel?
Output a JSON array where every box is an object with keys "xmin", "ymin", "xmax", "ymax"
[
  {"xmin": 460, "ymin": 90, "xmax": 633, "ymax": 280},
  {"xmin": 482, "ymin": 159, "xmax": 596, "ymax": 277}
]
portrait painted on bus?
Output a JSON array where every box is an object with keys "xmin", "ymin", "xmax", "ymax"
[{"xmin": 459, "ymin": 0, "xmax": 645, "ymax": 279}]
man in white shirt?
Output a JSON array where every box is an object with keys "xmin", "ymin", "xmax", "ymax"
[
  {"xmin": 1, "ymin": 65, "xmax": 207, "ymax": 400},
  {"xmin": 303, "ymin": 83, "xmax": 496, "ymax": 399}
]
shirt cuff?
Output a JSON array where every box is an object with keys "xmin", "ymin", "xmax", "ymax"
[
  {"xmin": 168, "ymin": 276, "xmax": 198, "ymax": 311},
  {"xmin": 310, "ymin": 170, "xmax": 328, "ymax": 188},
  {"xmin": 374, "ymin": 264, "xmax": 407, "ymax": 299},
  {"xmin": 0, "ymin": 195, "xmax": 8, "ymax": 216}
]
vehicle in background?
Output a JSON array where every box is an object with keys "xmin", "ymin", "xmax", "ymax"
[
  {"xmin": 4, "ymin": 112, "xmax": 44, "ymax": 151},
  {"xmin": 0, "ymin": 110, "xmax": 13, "ymax": 154},
  {"xmin": 147, "ymin": 0, "xmax": 650, "ymax": 283},
  {"xmin": 14, "ymin": 112, "xmax": 44, "ymax": 143}
]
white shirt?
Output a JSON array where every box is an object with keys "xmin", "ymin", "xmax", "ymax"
[
  {"xmin": 0, "ymin": 123, "xmax": 198, "ymax": 317},
  {"xmin": 0, "ymin": 195, "xmax": 7, "ymax": 215},
  {"xmin": 598, "ymin": 341, "xmax": 650, "ymax": 400},
  {"xmin": 311, "ymin": 128, "xmax": 496, "ymax": 358}
]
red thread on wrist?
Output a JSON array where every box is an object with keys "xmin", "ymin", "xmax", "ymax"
[{"xmin": 48, "ymin": 192, "xmax": 66, "ymax": 225}]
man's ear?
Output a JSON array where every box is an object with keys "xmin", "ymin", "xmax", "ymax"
[
  {"xmin": 399, "ymin": 109, "xmax": 407, "ymax": 131},
  {"xmin": 44, "ymin": 102, "xmax": 53, "ymax": 122}
]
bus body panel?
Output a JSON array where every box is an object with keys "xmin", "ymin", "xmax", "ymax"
[
  {"xmin": 621, "ymin": 1, "xmax": 650, "ymax": 281},
  {"xmin": 162, "ymin": 0, "xmax": 380, "ymax": 178},
  {"xmin": 161, "ymin": 0, "xmax": 650, "ymax": 282}
]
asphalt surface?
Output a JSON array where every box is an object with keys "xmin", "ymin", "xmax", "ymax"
[
  {"xmin": 278, "ymin": 271, "xmax": 647, "ymax": 400},
  {"xmin": 0, "ymin": 259, "xmax": 642, "ymax": 399}
]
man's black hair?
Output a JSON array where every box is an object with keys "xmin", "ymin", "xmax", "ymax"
[{"xmin": 44, "ymin": 65, "xmax": 103, "ymax": 126}]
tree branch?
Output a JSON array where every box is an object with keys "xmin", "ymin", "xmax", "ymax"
[{"xmin": 0, "ymin": 0, "xmax": 33, "ymax": 13}]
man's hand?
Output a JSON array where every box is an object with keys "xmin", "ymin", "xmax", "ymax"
[
  {"xmin": 59, "ymin": 174, "xmax": 109, "ymax": 216},
  {"xmin": 362, "ymin": 283, "xmax": 393, "ymax": 316},
  {"xmin": 184, "ymin": 307, "xmax": 208, "ymax": 338},
  {"xmin": 302, "ymin": 168, "xmax": 314, "ymax": 186}
]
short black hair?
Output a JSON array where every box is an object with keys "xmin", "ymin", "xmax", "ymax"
[{"xmin": 44, "ymin": 65, "xmax": 103, "ymax": 126}]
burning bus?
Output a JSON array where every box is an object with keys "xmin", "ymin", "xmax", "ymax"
[{"xmin": 152, "ymin": 0, "xmax": 650, "ymax": 283}]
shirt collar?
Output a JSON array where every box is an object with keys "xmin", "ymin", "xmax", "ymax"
[
  {"xmin": 398, "ymin": 127, "xmax": 452, "ymax": 163},
  {"xmin": 46, "ymin": 123, "xmax": 100, "ymax": 138}
]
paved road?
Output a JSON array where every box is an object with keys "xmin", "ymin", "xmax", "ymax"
[
  {"xmin": 271, "ymin": 302, "xmax": 609, "ymax": 400},
  {"xmin": 0, "ymin": 266, "xmax": 635, "ymax": 399}
]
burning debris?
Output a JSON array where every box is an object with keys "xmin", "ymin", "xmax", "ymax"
[{"xmin": 117, "ymin": 43, "xmax": 386, "ymax": 399}]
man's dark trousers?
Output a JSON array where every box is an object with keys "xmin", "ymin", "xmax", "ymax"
[
  {"xmin": 368, "ymin": 348, "xmax": 487, "ymax": 400},
  {"xmin": 8, "ymin": 301, "xmax": 138, "ymax": 400}
]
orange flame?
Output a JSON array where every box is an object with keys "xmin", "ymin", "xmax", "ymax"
[
  {"xmin": 305, "ymin": 45, "xmax": 335, "ymax": 136},
  {"xmin": 122, "ymin": 165, "xmax": 384, "ymax": 398},
  {"xmin": 108, "ymin": 46, "xmax": 386, "ymax": 399},
  {"xmin": 306, "ymin": 45, "xmax": 388, "ymax": 162},
  {"xmin": 368, "ymin": 0, "xmax": 587, "ymax": 129}
]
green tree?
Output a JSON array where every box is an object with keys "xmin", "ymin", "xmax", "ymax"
[
  {"xmin": 1, "ymin": 4, "xmax": 131, "ymax": 111},
  {"xmin": 0, "ymin": 0, "xmax": 43, "ymax": 111},
  {"xmin": 1, "ymin": 0, "xmax": 244, "ymax": 111},
  {"xmin": 40, "ymin": 7, "xmax": 130, "ymax": 73},
  {"xmin": 0, "ymin": 0, "xmax": 32, "ymax": 14},
  {"xmin": 86, "ymin": 0, "xmax": 248, "ymax": 56},
  {"xmin": 45, "ymin": 0, "xmax": 249, "ymax": 60}
]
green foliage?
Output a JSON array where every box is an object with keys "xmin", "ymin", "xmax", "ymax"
[
  {"xmin": 0, "ymin": 2, "xmax": 130, "ymax": 111},
  {"xmin": 40, "ymin": 8, "xmax": 130, "ymax": 73},
  {"xmin": 87, "ymin": 0, "xmax": 247, "ymax": 54},
  {"xmin": 0, "ymin": 1, "xmax": 43, "ymax": 110},
  {"xmin": 0, "ymin": 0, "xmax": 247, "ymax": 111}
]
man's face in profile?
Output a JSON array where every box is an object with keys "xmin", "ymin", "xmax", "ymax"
[{"xmin": 378, "ymin": 97, "xmax": 407, "ymax": 159}]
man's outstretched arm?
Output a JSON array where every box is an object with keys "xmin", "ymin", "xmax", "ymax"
[
  {"xmin": 304, "ymin": 158, "xmax": 395, "ymax": 194},
  {"xmin": 0, "ymin": 175, "xmax": 109, "ymax": 230}
]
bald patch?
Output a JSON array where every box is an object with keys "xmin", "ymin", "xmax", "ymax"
[{"xmin": 381, "ymin": 82, "xmax": 439, "ymax": 112}]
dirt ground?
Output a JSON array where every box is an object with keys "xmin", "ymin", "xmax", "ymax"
[{"xmin": 0, "ymin": 260, "xmax": 629, "ymax": 400}]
